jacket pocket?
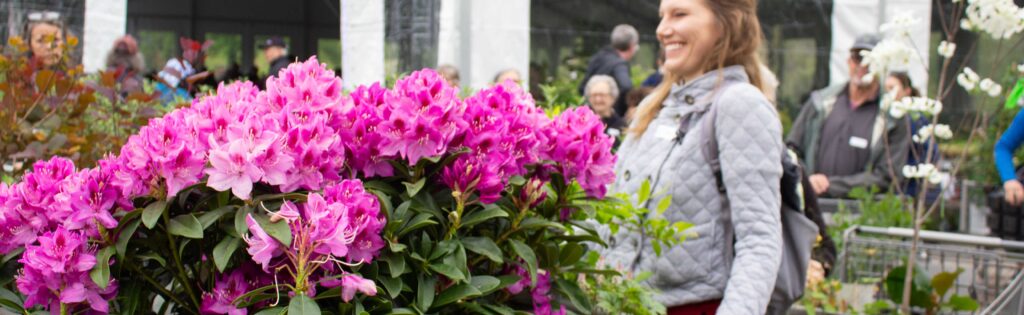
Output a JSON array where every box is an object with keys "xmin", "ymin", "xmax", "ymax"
[{"xmin": 646, "ymin": 224, "xmax": 714, "ymax": 287}]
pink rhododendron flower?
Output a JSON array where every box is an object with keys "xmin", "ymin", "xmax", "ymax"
[
  {"xmin": 323, "ymin": 180, "xmax": 385, "ymax": 263},
  {"xmin": 201, "ymin": 269, "xmax": 251, "ymax": 315},
  {"xmin": 244, "ymin": 214, "xmax": 282, "ymax": 271},
  {"xmin": 60, "ymin": 168, "xmax": 122, "ymax": 238},
  {"xmin": 206, "ymin": 138, "xmax": 265, "ymax": 200},
  {"xmin": 16, "ymin": 228, "xmax": 115, "ymax": 314},
  {"xmin": 339, "ymin": 274, "xmax": 377, "ymax": 302},
  {"xmin": 16, "ymin": 157, "xmax": 76, "ymax": 229},
  {"xmin": 544, "ymin": 106, "xmax": 616, "ymax": 198},
  {"xmin": 379, "ymin": 69, "xmax": 465, "ymax": 164}
]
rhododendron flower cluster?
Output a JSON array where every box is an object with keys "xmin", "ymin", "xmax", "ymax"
[
  {"xmin": 244, "ymin": 180, "xmax": 383, "ymax": 297},
  {"xmin": 442, "ymin": 82, "xmax": 551, "ymax": 203},
  {"xmin": 16, "ymin": 228, "xmax": 116, "ymax": 313},
  {"xmin": 543, "ymin": 106, "xmax": 617, "ymax": 199},
  {"xmin": 506, "ymin": 266, "xmax": 567, "ymax": 315}
]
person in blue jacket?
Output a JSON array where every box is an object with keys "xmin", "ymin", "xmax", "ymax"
[{"xmin": 995, "ymin": 109, "xmax": 1024, "ymax": 205}]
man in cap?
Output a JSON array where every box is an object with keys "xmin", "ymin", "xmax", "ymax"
[
  {"xmin": 786, "ymin": 34, "xmax": 911, "ymax": 198},
  {"xmin": 260, "ymin": 37, "xmax": 290, "ymax": 81}
]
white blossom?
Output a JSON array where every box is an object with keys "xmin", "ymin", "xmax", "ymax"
[
  {"xmin": 963, "ymin": 0, "xmax": 1024, "ymax": 39},
  {"xmin": 937, "ymin": 41, "xmax": 956, "ymax": 58},
  {"xmin": 902, "ymin": 163, "xmax": 943, "ymax": 184},
  {"xmin": 913, "ymin": 124, "xmax": 954, "ymax": 143},
  {"xmin": 859, "ymin": 39, "xmax": 914, "ymax": 84},
  {"xmin": 889, "ymin": 96, "xmax": 943, "ymax": 118},
  {"xmin": 957, "ymin": 67, "xmax": 981, "ymax": 91},
  {"xmin": 980, "ymin": 78, "xmax": 1004, "ymax": 97},
  {"xmin": 880, "ymin": 14, "xmax": 922, "ymax": 36},
  {"xmin": 961, "ymin": 18, "xmax": 975, "ymax": 30},
  {"xmin": 1017, "ymin": 63, "xmax": 1024, "ymax": 74}
]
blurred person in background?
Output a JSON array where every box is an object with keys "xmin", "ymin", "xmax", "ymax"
[
  {"xmin": 105, "ymin": 35, "xmax": 145, "ymax": 95},
  {"xmin": 437, "ymin": 64, "xmax": 460, "ymax": 88},
  {"xmin": 493, "ymin": 68, "xmax": 522, "ymax": 86},
  {"xmin": 259, "ymin": 37, "xmax": 290, "ymax": 83},
  {"xmin": 787, "ymin": 34, "xmax": 910, "ymax": 198},
  {"xmin": 642, "ymin": 47, "xmax": 666, "ymax": 88},
  {"xmin": 155, "ymin": 38, "xmax": 212, "ymax": 105},
  {"xmin": 579, "ymin": 24, "xmax": 639, "ymax": 116},
  {"xmin": 584, "ymin": 75, "xmax": 626, "ymax": 143},
  {"xmin": 25, "ymin": 11, "xmax": 65, "ymax": 69}
]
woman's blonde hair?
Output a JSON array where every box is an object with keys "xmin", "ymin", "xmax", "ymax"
[{"xmin": 631, "ymin": 0, "xmax": 765, "ymax": 137}]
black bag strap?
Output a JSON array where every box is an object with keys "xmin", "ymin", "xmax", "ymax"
[{"xmin": 699, "ymin": 82, "xmax": 737, "ymax": 266}]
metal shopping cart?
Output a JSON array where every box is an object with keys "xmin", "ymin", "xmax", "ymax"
[{"xmin": 836, "ymin": 226, "xmax": 1024, "ymax": 314}]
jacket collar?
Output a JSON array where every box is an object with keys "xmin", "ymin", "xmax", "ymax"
[{"xmin": 666, "ymin": 65, "xmax": 750, "ymax": 110}]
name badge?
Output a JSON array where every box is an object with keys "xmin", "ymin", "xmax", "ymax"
[
  {"xmin": 655, "ymin": 125, "xmax": 677, "ymax": 140},
  {"xmin": 849, "ymin": 136, "xmax": 869, "ymax": 149},
  {"xmin": 607, "ymin": 128, "xmax": 621, "ymax": 138}
]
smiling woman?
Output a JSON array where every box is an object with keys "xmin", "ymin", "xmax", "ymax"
[{"xmin": 603, "ymin": 0, "xmax": 785, "ymax": 314}]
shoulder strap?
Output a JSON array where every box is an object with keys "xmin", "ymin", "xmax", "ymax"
[{"xmin": 700, "ymin": 82, "xmax": 737, "ymax": 264}]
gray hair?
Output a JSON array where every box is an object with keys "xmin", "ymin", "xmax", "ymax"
[
  {"xmin": 584, "ymin": 75, "xmax": 619, "ymax": 101},
  {"xmin": 610, "ymin": 24, "xmax": 639, "ymax": 51}
]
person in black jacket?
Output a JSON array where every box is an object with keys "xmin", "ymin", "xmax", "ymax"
[
  {"xmin": 578, "ymin": 24, "xmax": 638, "ymax": 117},
  {"xmin": 260, "ymin": 37, "xmax": 291, "ymax": 84}
]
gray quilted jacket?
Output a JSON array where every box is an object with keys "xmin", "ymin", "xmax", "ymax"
[{"xmin": 602, "ymin": 66, "xmax": 783, "ymax": 314}]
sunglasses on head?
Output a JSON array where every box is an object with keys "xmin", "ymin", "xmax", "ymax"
[{"xmin": 27, "ymin": 11, "xmax": 60, "ymax": 22}]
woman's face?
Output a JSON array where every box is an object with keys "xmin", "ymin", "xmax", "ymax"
[
  {"xmin": 657, "ymin": 0, "xmax": 720, "ymax": 81},
  {"xmin": 30, "ymin": 23, "xmax": 63, "ymax": 67},
  {"xmin": 885, "ymin": 76, "xmax": 910, "ymax": 99},
  {"xmin": 588, "ymin": 81, "xmax": 615, "ymax": 117}
]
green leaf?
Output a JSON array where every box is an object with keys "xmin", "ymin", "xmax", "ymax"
[
  {"xmin": 460, "ymin": 206, "xmax": 509, "ymax": 228},
  {"xmin": 213, "ymin": 236, "xmax": 241, "ymax": 272},
  {"xmin": 90, "ymin": 247, "xmax": 115, "ymax": 289},
  {"xmin": 364, "ymin": 180, "xmax": 400, "ymax": 196},
  {"xmin": 947, "ymin": 294, "xmax": 979, "ymax": 311},
  {"xmin": 555, "ymin": 277, "xmax": 593, "ymax": 311},
  {"xmin": 115, "ymin": 218, "xmax": 141, "ymax": 258},
  {"xmin": 398, "ymin": 213, "xmax": 437, "ymax": 237},
  {"xmin": 1, "ymin": 247, "xmax": 23, "ymax": 264},
  {"xmin": 137, "ymin": 253, "xmax": 167, "ymax": 267},
  {"xmin": 388, "ymin": 308, "xmax": 417, "ymax": 315},
  {"xmin": 931, "ymin": 268, "xmax": 962, "ymax": 299},
  {"xmin": 168, "ymin": 214, "xmax": 204, "ymax": 239},
  {"xmin": 463, "ymin": 237, "xmax": 503, "ymax": 263},
  {"xmin": 509, "ymin": 240, "xmax": 538, "ymax": 284},
  {"xmin": 518, "ymin": 216, "xmax": 566, "ymax": 231},
  {"xmin": 382, "ymin": 253, "xmax": 406, "ymax": 277},
  {"xmin": 417, "ymin": 274, "xmax": 437, "ymax": 311},
  {"xmin": 656, "ymin": 196, "xmax": 672, "ymax": 215},
  {"xmin": 199, "ymin": 205, "xmax": 236, "ymax": 230},
  {"xmin": 234, "ymin": 205, "xmax": 252, "ymax": 238},
  {"xmin": 379, "ymin": 276, "xmax": 403, "ymax": 298},
  {"xmin": 637, "ymin": 180, "xmax": 651, "ymax": 204},
  {"xmin": 141, "ymin": 200, "xmax": 167, "ymax": 229},
  {"xmin": 470, "ymin": 275, "xmax": 501, "ymax": 295},
  {"xmin": 432, "ymin": 283, "xmax": 482, "ymax": 308},
  {"xmin": 429, "ymin": 262, "xmax": 466, "ymax": 282},
  {"xmin": 254, "ymin": 307, "xmax": 285, "ymax": 315},
  {"xmin": 559, "ymin": 243, "xmax": 585, "ymax": 266},
  {"xmin": 287, "ymin": 294, "xmax": 320, "ymax": 315},
  {"xmin": 884, "ymin": 265, "xmax": 934, "ymax": 308},
  {"xmin": 404, "ymin": 178, "xmax": 426, "ymax": 197},
  {"xmin": 252, "ymin": 213, "xmax": 292, "ymax": 246}
]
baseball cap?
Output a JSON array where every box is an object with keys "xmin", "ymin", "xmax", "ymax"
[
  {"xmin": 258, "ymin": 37, "xmax": 286, "ymax": 49},
  {"xmin": 850, "ymin": 34, "xmax": 881, "ymax": 51}
]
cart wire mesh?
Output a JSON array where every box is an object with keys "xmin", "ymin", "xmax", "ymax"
[{"xmin": 836, "ymin": 226, "xmax": 1024, "ymax": 313}]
